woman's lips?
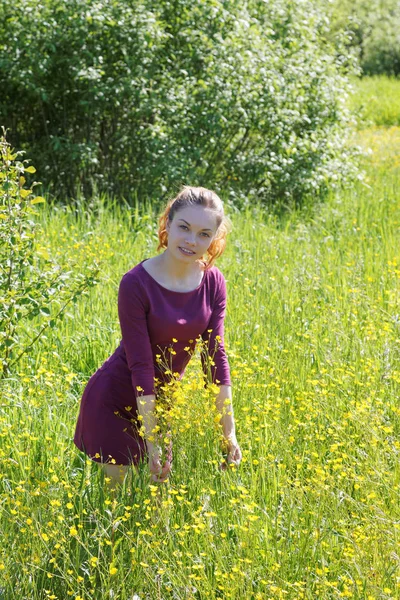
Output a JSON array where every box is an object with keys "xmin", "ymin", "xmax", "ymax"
[{"xmin": 179, "ymin": 246, "xmax": 195, "ymax": 255}]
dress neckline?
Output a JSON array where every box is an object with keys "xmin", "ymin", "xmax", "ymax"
[{"xmin": 139, "ymin": 259, "xmax": 207, "ymax": 294}]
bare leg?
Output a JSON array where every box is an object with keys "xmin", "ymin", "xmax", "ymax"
[{"xmin": 101, "ymin": 463, "xmax": 134, "ymax": 492}]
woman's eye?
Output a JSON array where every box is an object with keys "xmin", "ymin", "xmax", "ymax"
[{"xmin": 179, "ymin": 225, "xmax": 209, "ymax": 237}]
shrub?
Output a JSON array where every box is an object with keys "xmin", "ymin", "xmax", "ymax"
[
  {"xmin": 0, "ymin": 0, "xmax": 360, "ymax": 209},
  {"xmin": 0, "ymin": 128, "xmax": 100, "ymax": 379},
  {"xmin": 362, "ymin": 17, "xmax": 400, "ymax": 77},
  {"xmin": 329, "ymin": 0, "xmax": 400, "ymax": 77}
]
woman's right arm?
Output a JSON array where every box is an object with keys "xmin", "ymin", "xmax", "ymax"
[
  {"xmin": 135, "ymin": 393, "xmax": 158, "ymax": 452},
  {"xmin": 117, "ymin": 273, "xmax": 156, "ymax": 398},
  {"xmin": 117, "ymin": 273, "xmax": 170, "ymax": 481},
  {"xmin": 137, "ymin": 393, "xmax": 172, "ymax": 482}
]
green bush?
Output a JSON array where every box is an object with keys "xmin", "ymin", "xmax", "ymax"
[
  {"xmin": 329, "ymin": 0, "xmax": 400, "ymax": 77},
  {"xmin": 362, "ymin": 17, "xmax": 400, "ymax": 77},
  {"xmin": 0, "ymin": 0, "xmax": 359, "ymax": 209},
  {"xmin": 0, "ymin": 128, "xmax": 100, "ymax": 378}
]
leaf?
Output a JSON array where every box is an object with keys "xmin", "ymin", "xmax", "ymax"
[
  {"xmin": 36, "ymin": 246, "xmax": 50, "ymax": 260},
  {"xmin": 20, "ymin": 189, "xmax": 32, "ymax": 198},
  {"xmin": 31, "ymin": 196, "xmax": 46, "ymax": 204},
  {"xmin": 25, "ymin": 166, "xmax": 36, "ymax": 173}
]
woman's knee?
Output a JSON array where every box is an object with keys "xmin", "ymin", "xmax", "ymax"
[
  {"xmin": 101, "ymin": 462, "xmax": 138, "ymax": 484},
  {"xmin": 101, "ymin": 463, "xmax": 128, "ymax": 483}
]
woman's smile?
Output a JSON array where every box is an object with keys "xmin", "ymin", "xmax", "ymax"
[{"xmin": 178, "ymin": 246, "xmax": 196, "ymax": 256}]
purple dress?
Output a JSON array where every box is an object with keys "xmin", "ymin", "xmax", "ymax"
[{"xmin": 73, "ymin": 259, "xmax": 231, "ymax": 466}]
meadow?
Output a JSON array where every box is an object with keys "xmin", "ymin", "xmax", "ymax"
[
  {"xmin": 349, "ymin": 76, "xmax": 400, "ymax": 129},
  {"xmin": 0, "ymin": 76, "xmax": 400, "ymax": 599}
]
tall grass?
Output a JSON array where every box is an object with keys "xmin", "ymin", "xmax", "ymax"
[
  {"xmin": 0, "ymin": 80, "xmax": 399, "ymax": 599},
  {"xmin": 348, "ymin": 75, "xmax": 400, "ymax": 128}
]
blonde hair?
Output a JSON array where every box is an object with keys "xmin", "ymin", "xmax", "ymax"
[{"xmin": 157, "ymin": 186, "xmax": 231, "ymax": 270}]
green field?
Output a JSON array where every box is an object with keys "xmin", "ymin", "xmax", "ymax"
[
  {"xmin": 1, "ymin": 77, "xmax": 400, "ymax": 599},
  {"xmin": 348, "ymin": 75, "xmax": 400, "ymax": 128}
]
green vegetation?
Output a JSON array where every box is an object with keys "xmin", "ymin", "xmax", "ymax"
[
  {"xmin": 329, "ymin": 0, "xmax": 400, "ymax": 76},
  {"xmin": 0, "ymin": 78, "xmax": 399, "ymax": 599},
  {"xmin": 0, "ymin": 129, "xmax": 100, "ymax": 378},
  {"xmin": 348, "ymin": 76, "xmax": 400, "ymax": 128},
  {"xmin": 0, "ymin": 0, "xmax": 358, "ymax": 207}
]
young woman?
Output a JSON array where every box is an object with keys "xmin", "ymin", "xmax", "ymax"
[{"xmin": 73, "ymin": 186, "xmax": 242, "ymax": 489}]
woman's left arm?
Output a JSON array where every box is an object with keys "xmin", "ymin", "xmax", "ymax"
[
  {"xmin": 215, "ymin": 384, "xmax": 242, "ymax": 467},
  {"xmin": 200, "ymin": 271, "xmax": 242, "ymax": 467}
]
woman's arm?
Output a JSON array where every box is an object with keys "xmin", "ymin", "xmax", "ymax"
[
  {"xmin": 215, "ymin": 384, "xmax": 236, "ymax": 441},
  {"xmin": 201, "ymin": 272, "xmax": 241, "ymax": 466},
  {"xmin": 118, "ymin": 273, "xmax": 156, "ymax": 396},
  {"xmin": 137, "ymin": 392, "xmax": 171, "ymax": 482},
  {"xmin": 201, "ymin": 272, "xmax": 231, "ymax": 387},
  {"xmin": 215, "ymin": 384, "xmax": 242, "ymax": 467},
  {"xmin": 136, "ymin": 393, "xmax": 159, "ymax": 454},
  {"xmin": 118, "ymin": 273, "xmax": 166, "ymax": 472}
]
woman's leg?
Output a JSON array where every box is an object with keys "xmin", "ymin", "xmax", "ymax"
[{"xmin": 101, "ymin": 463, "xmax": 135, "ymax": 491}]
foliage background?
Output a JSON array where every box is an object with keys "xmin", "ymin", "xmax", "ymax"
[
  {"xmin": 0, "ymin": 0, "xmax": 359, "ymax": 208},
  {"xmin": 328, "ymin": 0, "xmax": 400, "ymax": 77}
]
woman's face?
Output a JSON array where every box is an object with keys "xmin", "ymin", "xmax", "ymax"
[{"xmin": 166, "ymin": 205, "xmax": 219, "ymax": 261}]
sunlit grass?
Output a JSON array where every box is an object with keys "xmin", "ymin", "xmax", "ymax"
[
  {"xmin": 348, "ymin": 75, "xmax": 400, "ymax": 128},
  {"xmin": 1, "ymin": 79, "xmax": 400, "ymax": 599},
  {"xmin": 352, "ymin": 125, "xmax": 400, "ymax": 176}
]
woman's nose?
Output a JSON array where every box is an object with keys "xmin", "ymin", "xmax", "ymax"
[{"xmin": 185, "ymin": 233, "xmax": 196, "ymax": 245}]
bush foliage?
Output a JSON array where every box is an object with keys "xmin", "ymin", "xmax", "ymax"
[
  {"xmin": 0, "ymin": 128, "xmax": 100, "ymax": 378},
  {"xmin": 329, "ymin": 0, "xmax": 400, "ymax": 77},
  {"xmin": 0, "ymin": 0, "xmax": 359, "ymax": 208}
]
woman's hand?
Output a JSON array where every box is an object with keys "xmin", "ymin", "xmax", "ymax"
[
  {"xmin": 148, "ymin": 445, "xmax": 172, "ymax": 483},
  {"xmin": 220, "ymin": 436, "xmax": 242, "ymax": 471}
]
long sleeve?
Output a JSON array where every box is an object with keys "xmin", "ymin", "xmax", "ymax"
[
  {"xmin": 117, "ymin": 273, "xmax": 156, "ymax": 396},
  {"xmin": 201, "ymin": 273, "xmax": 231, "ymax": 387}
]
